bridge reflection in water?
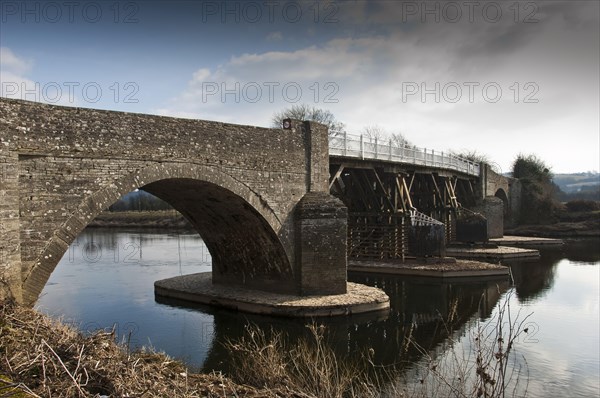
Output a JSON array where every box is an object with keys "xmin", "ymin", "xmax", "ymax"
[{"xmin": 159, "ymin": 270, "xmax": 508, "ymax": 379}]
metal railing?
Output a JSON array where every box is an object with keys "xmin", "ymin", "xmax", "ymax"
[{"xmin": 328, "ymin": 133, "xmax": 480, "ymax": 176}]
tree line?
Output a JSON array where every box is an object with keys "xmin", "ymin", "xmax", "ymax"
[{"xmin": 108, "ymin": 190, "xmax": 172, "ymax": 212}]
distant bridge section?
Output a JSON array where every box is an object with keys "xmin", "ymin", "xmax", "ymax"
[
  {"xmin": 327, "ymin": 133, "xmax": 517, "ymax": 259},
  {"xmin": 329, "ymin": 133, "xmax": 480, "ymax": 177}
]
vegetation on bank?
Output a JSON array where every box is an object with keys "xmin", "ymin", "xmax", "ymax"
[
  {"xmin": 511, "ymin": 154, "xmax": 562, "ymax": 225},
  {"xmin": 107, "ymin": 190, "xmax": 172, "ymax": 212},
  {"xmin": 226, "ymin": 290, "xmax": 531, "ymax": 398},
  {"xmin": 507, "ymin": 154, "xmax": 599, "ymax": 236},
  {"xmin": 88, "ymin": 210, "xmax": 193, "ymax": 230},
  {"xmin": 1, "ymin": 291, "xmax": 531, "ymax": 398},
  {"xmin": 270, "ymin": 103, "xmax": 345, "ymax": 137},
  {"xmin": 0, "ymin": 304, "xmax": 295, "ymax": 397}
]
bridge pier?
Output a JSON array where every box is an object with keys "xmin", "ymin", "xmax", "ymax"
[
  {"xmin": 295, "ymin": 192, "xmax": 347, "ymax": 295},
  {"xmin": 472, "ymin": 196, "xmax": 504, "ymax": 239},
  {"xmin": 474, "ymin": 164, "xmax": 512, "ymax": 238},
  {"xmin": 0, "ymin": 99, "xmax": 389, "ymax": 315}
]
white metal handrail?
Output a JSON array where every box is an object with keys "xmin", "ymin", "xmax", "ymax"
[{"xmin": 328, "ymin": 133, "xmax": 480, "ymax": 177}]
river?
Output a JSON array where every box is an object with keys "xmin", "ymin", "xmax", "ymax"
[{"xmin": 36, "ymin": 229, "xmax": 599, "ymax": 397}]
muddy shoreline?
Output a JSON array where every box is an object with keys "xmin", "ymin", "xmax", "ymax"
[{"xmin": 505, "ymin": 211, "xmax": 600, "ymax": 238}]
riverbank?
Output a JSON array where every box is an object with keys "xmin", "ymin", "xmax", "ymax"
[
  {"xmin": 0, "ymin": 304, "xmax": 302, "ymax": 397},
  {"xmin": 505, "ymin": 210, "xmax": 600, "ymax": 238},
  {"xmin": 88, "ymin": 210, "xmax": 193, "ymax": 230}
]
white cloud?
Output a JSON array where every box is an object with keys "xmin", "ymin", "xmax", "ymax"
[
  {"xmin": 0, "ymin": 47, "xmax": 81, "ymax": 107},
  {"xmin": 266, "ymin": 31, "xmax": 283, "ymax": 41},
  {"xmin": 155, "ymin": 2, "xmax": 599, "ymax": 172},
  {"xmin": 0, "ymin": 47, "xmax": 37, "ymax": 101},
  {"xmin": 191, "ymin": 68, "xmax": 212, "ymax": 83},
  {"xmin": 0, "ymin": 47, "xmax": 33, "ymax": 75}
]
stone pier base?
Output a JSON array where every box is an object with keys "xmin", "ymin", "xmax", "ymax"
[{"xmin": 154, "ymin": 273, "xmax": 389, "ymax": 318}]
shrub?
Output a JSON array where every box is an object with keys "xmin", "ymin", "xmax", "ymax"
[
  {"xmin": 565, "ymin": 200, "xmax": 600, "ymax": 212},
  {"xmin": 512, "ymin": 154, "xmax": 562, "ymax": 225}
]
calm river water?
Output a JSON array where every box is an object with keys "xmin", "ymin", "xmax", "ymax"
[{"xmin": 37, "ymin": 229, "xmax": 599, "ymax": 397}]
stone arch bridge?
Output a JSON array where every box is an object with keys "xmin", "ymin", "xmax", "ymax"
[
  {"xmin": 0, "ymin": 98, "xmax": 347, "ymax": 305},
  {"xmin": 1, "ymin": 98, "xmax": 519, "ymax": 305}
]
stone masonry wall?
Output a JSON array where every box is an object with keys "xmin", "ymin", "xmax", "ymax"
[
  {"xmin": 0, "ymin": 98, "xmax": 335, "ymax": 304},
  {"xmin": 295, "ymin": 192, "xmax": 347, "ymax": 295},
  {"xmin": 0, "ymin": 148, "xmax": 22, "ymax": 302},
  {"xmin": 481, "ymin": 164, "xmax": 510, "ymax": 198},
  {"xmin": 473, "ymin": 196, "xmax": 504, "ymax": 238},
  {"xmin": 506, "ymin": 178, "xmax": 522, "ymax": 228}
]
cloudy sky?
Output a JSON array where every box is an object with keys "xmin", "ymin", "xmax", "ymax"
[{"xmin": 1, "ymin": 0, "xmax": 598, "ymax": 173}]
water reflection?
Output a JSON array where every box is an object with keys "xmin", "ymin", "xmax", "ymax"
[
  {"xmin": 507, "ymin": 238, "xmax": 599, "ymax": 303},
  {"xmin": 156, "ymin": 272, "xmax": 510, "ymax": 379},
  {"xmin": 36, "ymin": 230, "xmax": 599, "ymax": 397}
]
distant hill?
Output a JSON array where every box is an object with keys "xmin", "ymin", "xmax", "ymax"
[
  {"xmin": 553, "ymin": 172, "xmax": 600, "ymax": 193},
  {"xmin": 501, "ymin": 171, "xmax": 599, "ymax": 201}
]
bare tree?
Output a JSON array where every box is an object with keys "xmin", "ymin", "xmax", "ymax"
[
  {"xmin": 271, "ymin": 104, "xmax": 345, "ymax": 137},
  {"xmin": 390, "ymin": 131, "xmax": 412, "ymax": 148},
  {"xmin": 362, "ymin": 126, "xmax": 413, "ymax": 148},
  {"xmin": 449, "ymin": 149, "xmax": 490, "ymax": 163},
  {"xmin": 361, "ymin": 125, "xmax": 387, "ymax": 142}
]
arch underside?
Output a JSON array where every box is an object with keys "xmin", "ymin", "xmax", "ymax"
[
  {"xmin": 494, "ymin": 188, "xmax": 509, "ymax": 216},
  {"xmin": 142, "ymin": 179, "xmax": 294, "ymax": 293},
  {"xmin": 22, "ymin": 163, "xmax": 295, "ymax": 305}
]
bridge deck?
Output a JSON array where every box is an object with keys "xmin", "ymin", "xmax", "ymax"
[{"xmin": 329, "ymin": 133, "xmax": 480, "ymax": 176}]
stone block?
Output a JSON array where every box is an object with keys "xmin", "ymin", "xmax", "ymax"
[{"xmin": 295, "ymin": 192, "xmax": 347, "ymax": 295}]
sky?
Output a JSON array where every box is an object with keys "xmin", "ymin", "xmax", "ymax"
[{"xmin": 1, "ymin": 0, "xmax": 598, "ymax": 173}]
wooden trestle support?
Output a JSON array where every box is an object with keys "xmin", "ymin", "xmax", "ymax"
[{"xmin": 329, "ymin": 162, "xmax": 478, "ymax": 260}]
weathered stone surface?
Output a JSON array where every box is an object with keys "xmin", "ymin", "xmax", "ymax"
[
  {"xmin": 473, "ymin": 196, "xmax": 504, "ymax": 239},
  {"xmin": 0, "ymin": 147, "xmax": 22, "ymax": 303},
  {"xmin": 474, "ymin": 164, "xmax": 515, "ymax": 235},
  {"xmin": 0, "ymin": 98, "xmax": 348, "ymax": 305},
  {"xmin": 295, "ymin": 192, "xmax": 348, "ymax": 295},
  {"xmin": 155, "ymin": 272, "xmax": 389, "ymax": 317}
]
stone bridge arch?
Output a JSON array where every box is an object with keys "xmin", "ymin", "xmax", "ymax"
[
  {"xmin": 473, "ymin": 164, "xmax": 515, "ymax": 238},
  {"xmin": 21, "ymin": 162, "xmax": 294, "ymax": 305},
  {"xmin": 1, "ymin": 98, "xmax": 347, "ymax": 305},
  {"xmin": 494, "ymin": 188, "xmax": 509, "ymax": 216}
]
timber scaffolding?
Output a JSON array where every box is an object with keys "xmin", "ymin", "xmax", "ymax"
[{"xmin": 328, "ymin": 133, "xmax": 481, "ymax": 260}]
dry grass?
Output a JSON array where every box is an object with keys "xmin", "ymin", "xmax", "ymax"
[
  {"xmin": 225, "ymin": 291, "xmax": 531, "ymax": 398},
  {"xmin": 1, "ymin": 289, "xmax": 531, "ymax": 398},
  {"xmin": 225, "ymin": 324, "xmax": 402, "ymax": 398},
  {"xmin": 0, "ymin": 304, "xmax": 299, "ymax": 397},
  {"xmin": 400, "ymin": 290, "xmax": 530, "ymax": 398}
]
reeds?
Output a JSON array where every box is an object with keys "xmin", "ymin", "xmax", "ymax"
[
  {"xmin": 0, "ymin": 304, "xmax": 279, "ymax": 397},
  {"xmin": 1, "ymin": 288, "xmax": 531, "ymax": 397},
  {"xmin": 225, "ymin": 289, "xmax": 531, "ymax": 398},
  {"xmin": 225, "ymin": 324, "xmax": 391, "ymax": 398}
]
